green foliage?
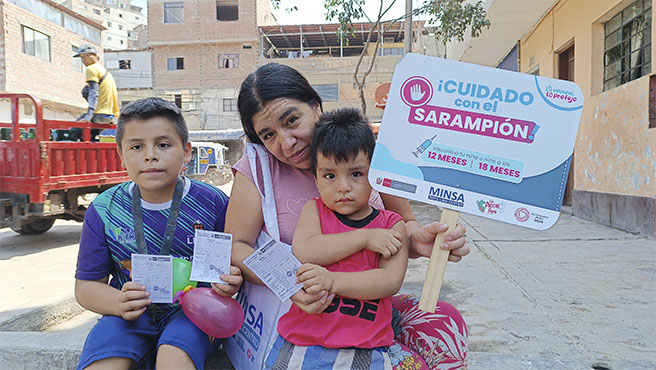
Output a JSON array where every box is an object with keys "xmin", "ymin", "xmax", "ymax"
[{"xmin": 420, "ymin": 0, "xmax": 491, "ymax": 45}]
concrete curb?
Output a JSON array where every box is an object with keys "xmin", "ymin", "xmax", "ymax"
[{"xmin": 0, "ymin": 298, "xmax": 84, "ymax": 332}]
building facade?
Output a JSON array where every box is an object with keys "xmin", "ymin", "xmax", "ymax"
[
  {"xmin": 0, "ymin": 0, "xmax": 104, "ymax": 119},
  {"xmin": 258, "ymin": 21, "xmax": 431, "ymax": 122},
  {"xmin": 58, "ymin": 0, "xmax": 146, "ymax": 50},
  {"xmin": 147, "ymin": 0, "xmax": 273, "ymax": 130},
  {"xmin": 447, "ymin": 0, "xmax": 655, "ymax": 237}
]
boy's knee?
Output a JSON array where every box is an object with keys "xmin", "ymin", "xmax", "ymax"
[{"xmin": 156, "ymin": 344, "xmax": 195, "ymax": 370}]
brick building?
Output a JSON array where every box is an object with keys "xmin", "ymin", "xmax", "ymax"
[
  {"xmin": 147, "ymin": 0, "xmax": 274, "ymax": 130},
  {"xmin": 0, "ymin": 0, "xmax": 104, "ymax": 119}
]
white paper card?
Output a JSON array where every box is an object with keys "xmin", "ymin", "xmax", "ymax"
[
  {"xmin": 190, "ymin": 229, "xmax": 232, "ymax": 283},
  {"xmin": 131, "ymin": 254, "xmax": 173, "ymax": 304},
  {"xmin": 243, "ymin": 239, "xmax": 303, "ymax": 301}
]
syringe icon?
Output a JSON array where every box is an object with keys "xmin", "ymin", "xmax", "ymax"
[{"xmin": 412, "ymin": 135, "xmax": 437, "ymax": 157}]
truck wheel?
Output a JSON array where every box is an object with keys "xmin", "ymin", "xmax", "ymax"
[{"xmin": 10, "ymin": 217, "xmax": 56, "ymax": 235}]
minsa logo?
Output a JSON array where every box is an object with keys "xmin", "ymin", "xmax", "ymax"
[
  {"xmin": 477, "ymin": 200, "xmax": 505, "ymax": 215},
  {"xmin": 514, "ymin": 207, "xmax": 530, "ymax": 222},
  {"xmin": 427, "ymin": 187, "xmax": 464, "ymax": 207}
]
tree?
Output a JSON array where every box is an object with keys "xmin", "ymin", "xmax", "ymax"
[{"xmin": 272, "ymin": 0, "xmax": 491, "ymax": 115}]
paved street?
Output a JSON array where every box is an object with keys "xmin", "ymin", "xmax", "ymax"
[{"xmin": 0, "ymin": 184, "xmax": 654, "ymax": 369}]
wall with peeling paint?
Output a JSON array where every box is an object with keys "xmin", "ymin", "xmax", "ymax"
[
  {"xmin": 520, "ymin": 0, "xmax": 655, "ymax": 197},
  {"xmin": 519, "ymin": 0, "xmax": 655, "ymax": 236}
]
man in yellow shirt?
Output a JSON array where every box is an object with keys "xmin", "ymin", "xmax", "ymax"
[{"xmin": 74, "ymin": 45, "xmax": 120, "ymax": 129}]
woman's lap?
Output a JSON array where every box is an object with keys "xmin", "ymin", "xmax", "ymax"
[{"xmin": 391, "ymin": 294, "xmax": 468, "ymax": 370}]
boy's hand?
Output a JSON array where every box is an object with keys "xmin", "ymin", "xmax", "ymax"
[
  {"xmin": 364, "ymin": 228, "xmax": 402, "ymax": 258},
  {"xmin": 211, "ymin": 265, "xmax": 243, "ymax": 297},
  {"xmin": 117, "ymin": 282, "xmax": 151, "ymax": 321},
  {"xmin": 297, "ymin": 263, "xmax": 333, "ymax": 295}
]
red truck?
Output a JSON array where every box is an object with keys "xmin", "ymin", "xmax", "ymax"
[{"xmin": 0, "ymin": 94, "xmax": 129, "ymax": 234}]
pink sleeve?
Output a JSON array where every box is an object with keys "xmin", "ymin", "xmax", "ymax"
[
  {"xmin": 232, "ymin": 150, "xmax": 255, "ymax": 184},
  {"xmin": 384, "ymin": 209, "xmax": 404, "ymax": 228}
]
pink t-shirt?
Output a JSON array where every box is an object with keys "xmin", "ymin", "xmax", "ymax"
[
  {"xmin": 232, "ymin": 148, "xmax": 384, "ymax": 245},
  {"xmin": 277, "ymin": 198, "xmax": 403, "ymax": 348}
]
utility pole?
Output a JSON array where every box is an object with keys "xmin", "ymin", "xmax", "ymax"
[{"xmin": 404, "ymin": 0, "xmax": 412, "ymax": 54}]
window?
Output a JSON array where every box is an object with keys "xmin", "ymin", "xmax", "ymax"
[
  {"xmin": 167, "ymin": 57, "xmax": 184, "ymax": 70},
  {"xmin": 313, "ymin": 84, "xmax": 338, "ymax": 102},
  {"xmin": 219, "ymin": 53, "xmax": 239, "ymax": 68},
  {"xmin": 135, "ymin": 16, "xmax": 140, "ymax": 20},
  {"xmin": 174, "ymin": 94, "xmax": 182, "ymax": 108},
  {"xmin": 603, "ymin": 0, "xmax": 651, "ymax": 91},
  {"xmin": 119, "ymin": 13, "xmax": 123, "ymax": 18},
  {"xmin": 22, "ymin": 26, "xmax": 50, "ymax": 62},
  {"xmin": 93, "ymin": 8, "xmax": 101, "ymax": 15},
  {"xmin": 72, "ymin": 45, "xmax": 85, "ymax": 72},
  {"xmin": 242, "ymin": 44, "xmax": 252, "ymax": 49},
  {"xmin": 119, "ymin": 60, "xmax": 131, "ymax": 69},
  {"xmin": 216, "ymin": 0, "xmax": 238, "ymax": 21},
  {"xmin": 377, "ymin": 47, "xmax": 403, "ymax": 56},
  {"xmin": 107, "ymin": 21, "xmax": 112, "ymax": 27},
  {"xmin": 223, "ymin": 98, "xmax": 238, "ymax": 112},
  {"xmin": 119, "ymin": 25, "xmax": 123, "ymax": 30},
  {"xmin": 164, "ymin": 2, "xmax": 184, "ymax": 23}
]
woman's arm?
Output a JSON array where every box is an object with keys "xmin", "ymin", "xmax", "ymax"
[
  {"xmin": 299, "ymin": 221, "xmax": 409, "ymax": 300},
  {"xmin": 380, "ymin": 193, "xmax": 469, "ymax": 260},
  {"xmin": 225, "ymin": 172, "xmax": 266, "ymax": 285},
  {"xmin": 292, "ymin": 201, "xmax": 402, "ymax": 264}
]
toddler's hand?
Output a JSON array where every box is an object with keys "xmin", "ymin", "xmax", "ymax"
[
  {"xmin": 365, "ymin": 228, "xmax": 402, "ymax": 258},
  {"xmin": 212, "ymin": 265, "xmax": 243, "ymax": 297},
  {"xmin": 297, "ymin": 263, "xmax": 333, "ymax": 295},
  {"xmin": 118, "ymin": 281, "xmax": 151, "ymax": 321}
]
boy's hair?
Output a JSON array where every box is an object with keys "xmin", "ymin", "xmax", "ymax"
[
  {"xmin": 116, "ymin": 97, "xmax": 188, "ymax": 149},
  {"xmin": 311, "ymin": 108, "xmax": 375, "ymax": 174}
]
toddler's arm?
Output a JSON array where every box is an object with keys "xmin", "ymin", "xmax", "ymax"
[
  {"xmin": 297, "ymin": 220, "xmax": 408, "ymax": 301},
  {"xmin": 293, "ymin": 201, "xmax": 402, "ymax": 265},
  {"xmin": 75, "ymin": 278, "xmax": 151, "ymax": 321}
]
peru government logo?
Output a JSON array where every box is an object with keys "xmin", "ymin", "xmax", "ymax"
[{"xmin": 428, "ymin": 187, "xmax": 464, "ymax": 207}]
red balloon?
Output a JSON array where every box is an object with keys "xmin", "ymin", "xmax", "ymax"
[{"xmin": 180, "ymin": 288, "xmax": 245, "ymax": 338}]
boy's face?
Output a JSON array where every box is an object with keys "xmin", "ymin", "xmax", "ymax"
[
  {"xmin": 117, "ymin": 117, "xmax": 191, "ymax": 203},
  {"xmin": 314, "ymin": 150, "xmax": 373, "ymax": 220}
]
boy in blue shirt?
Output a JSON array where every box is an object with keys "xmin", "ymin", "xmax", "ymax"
[{"xmin": 74, "ymin": 98, "xmax": 242, "ymax": 369}]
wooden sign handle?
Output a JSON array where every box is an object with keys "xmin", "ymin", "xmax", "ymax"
[{"xmin": 418, "ymin": 208, "xmax": 460, "ymax": 313}]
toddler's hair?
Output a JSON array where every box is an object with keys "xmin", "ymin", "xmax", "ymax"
[
  {"xmin": 116, "ymin": 97, "xmax": 188, "ymax": 149},
  {"xmin": 311, "ymin": 107, "xmax": 375, "ymax": 174}
]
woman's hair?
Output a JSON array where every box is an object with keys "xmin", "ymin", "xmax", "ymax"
[
  {"xmin": 311, "ymin": 107, "xmax": 375, "ymax": 174},
  {"xmin": 116, "ymin": 97, "xmax": 188, "ymax": 149},
  {"xmin": 238, "ymin": 63, "xmax": 323, "ymax": 144}
]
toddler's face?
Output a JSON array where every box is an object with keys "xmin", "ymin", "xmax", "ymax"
[
  {"xmin": 117, "ymin": 117, "xmax": 191, "ymax": 203},
  {"xmin": 314, "ymin": 151, "xmax": 372, "ymax": 220}
]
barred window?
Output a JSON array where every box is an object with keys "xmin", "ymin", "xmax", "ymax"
[
  {"xmin": 223, "ymin": 98, "xmax": 238, "ymax": 112},
  {"xmin": 604, "ymin": 0, "xmax": 652, "ymax": 91}
]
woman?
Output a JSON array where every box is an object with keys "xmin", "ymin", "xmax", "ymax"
[{"xmin": 227, "ymin": 63, "xmax": 469, "ymax": 369}]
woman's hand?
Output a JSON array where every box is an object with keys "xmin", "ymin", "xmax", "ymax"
[
  {"xmin": 408, "ymin": 221, "xmax": 470, "ymax": 261},
  {"xmin": 290, "ymin": 289, "xmax": 335, "ymax": 315},
  {"xmin": 211, "ymin": 265, "xmax": 243, "ymax": 297}
]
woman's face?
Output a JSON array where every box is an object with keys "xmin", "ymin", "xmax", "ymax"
[{"xmin": 252, "ymin": 98, "xmax": 322, "ymax": 169}]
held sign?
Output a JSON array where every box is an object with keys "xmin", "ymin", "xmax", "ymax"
[{"xmin": 369, "ymin": 54, "xmax": 584, "ymax": 230}]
